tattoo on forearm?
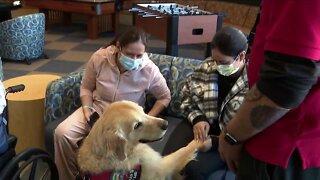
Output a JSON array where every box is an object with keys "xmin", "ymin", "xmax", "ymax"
[
  {"xmin": 246, "ymin": 86, "xmax": 263, "ymax": 102},
  {"xmin": 250, "ymin": 105, "xmax": 288, "ymax": 130}
]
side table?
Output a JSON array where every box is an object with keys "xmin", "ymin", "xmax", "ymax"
[{"xmin": 3, "ymin": 74, "xmax": 61, "ymax": 153}]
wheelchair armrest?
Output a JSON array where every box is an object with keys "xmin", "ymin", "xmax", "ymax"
[{"xmin": 8, "ymin": 135, "xmax": 17, "ymax": 149}]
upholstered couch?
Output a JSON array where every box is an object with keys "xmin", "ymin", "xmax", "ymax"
[{"xmin": 44, "ymin": 53, "xmax": 203, "ymax": 157}]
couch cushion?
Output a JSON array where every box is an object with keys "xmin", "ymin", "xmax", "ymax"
[
  {"xmin": 44, "ymin": 70, "xmax": 83, "ymax": 125},
  {"xmin": 148, "ymin": 53, "xmax": 173, "ymax": 80},
  {"xmin": 167, "ymin": 57, "xmax": 202, "ymax": 118}
]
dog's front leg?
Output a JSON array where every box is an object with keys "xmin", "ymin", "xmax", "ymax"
[{"xmin": 158, "ymin": 140, "xmax": 202, "ymax": 177}]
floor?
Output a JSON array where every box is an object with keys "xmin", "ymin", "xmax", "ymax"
[{"xmin": 3, "ymin": 9, "xmax": 207, "ymax": 81}]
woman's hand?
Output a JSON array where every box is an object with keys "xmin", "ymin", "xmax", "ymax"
[
  {"xmin": 81, "ymin": 95, "xmax": 94, "ymax": 121},
  {"xmin": 83, "ymin": 108, "xmax": 92, "ymax": 122},
  {"xmin": 193, "ymin": 121, "xmax": 210, "ymax": 143}
]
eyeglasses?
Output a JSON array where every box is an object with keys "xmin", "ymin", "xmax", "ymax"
[{"xmin": 212, "ymin": 54, "xmax": 240, "ymax": 65}]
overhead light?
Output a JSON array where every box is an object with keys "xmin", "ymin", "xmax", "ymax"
[{"xmin": 13, "ymin": 1, "xmax": 21, "ymax": 6}]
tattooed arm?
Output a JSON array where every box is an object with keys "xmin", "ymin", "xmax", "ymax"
[
  {"xmin": 218, "ymin": 83, "xmax": 290, "ymax": 172},
  {"xmin": 223, "ymin": 85, "xmax": 289, "ymax": 142},
  {"xmin": 218, "ymin": 52, "xmax": 319, "ymax": 172},
  {"xmin": 224, "ymin": 52, "xmax": 319, "ymax": 141}
]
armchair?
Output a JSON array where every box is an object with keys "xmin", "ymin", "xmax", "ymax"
[{"xmin": 0, "ymin": 13, "xmax": 47, "ymax": 65}]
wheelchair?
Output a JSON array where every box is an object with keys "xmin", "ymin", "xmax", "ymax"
[{"xmin": 0, "ymin": 84, "xmax": 58, "ymax": 180}]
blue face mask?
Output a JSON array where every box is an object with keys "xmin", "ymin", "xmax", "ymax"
[{"xmin": 119, "ymin": 53, "xmax": 142, "ymax": 71}]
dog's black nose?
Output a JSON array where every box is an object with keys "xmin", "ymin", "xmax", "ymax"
[{"xmin": 160, "ymin": 120, "xmax": 168, "ymax": 130}]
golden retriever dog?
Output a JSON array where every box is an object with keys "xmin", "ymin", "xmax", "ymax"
[{"xmin": 78, "ymin": 101, "xmax": 202, "ymax": 180}]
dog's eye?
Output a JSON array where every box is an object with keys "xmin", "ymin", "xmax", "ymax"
[{"xmin": 134, "ymin": 122, "xmax": 143, "ymax": 130}]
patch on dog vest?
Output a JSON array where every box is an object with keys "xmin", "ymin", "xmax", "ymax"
[{"xmin": 79, "ymin": 164, "xmax": 141, "ymax": 180}]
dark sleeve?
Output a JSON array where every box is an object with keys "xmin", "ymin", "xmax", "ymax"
[
  {"xmin": 257, "ymin": 51, "xmax": 320, "ymax": 109},
  {"xmin": 192, "ymin": 116, "xmax": 209, "ymax": 126}
]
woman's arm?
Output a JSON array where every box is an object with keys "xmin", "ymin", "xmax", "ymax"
[
  {"xmin": 81, "ymin": 95, "xmax": 94, "ymax": 121},
  {"xmin": 180, "ymin": 77, "xmax": 209, "ymax": 125},
  {"xmin": 148, "ymin": 101, "xmax": 166, "ymax": 117},
  {"xmin": 180, "ymin": 73, "xmax": 211, "ymax": 142},
  {"xmin": 80, "ymin": 53, "xmax": 98, "ymax": 120},
  {"xmin": 148, "ymin": 67, "xmax": 171, "ymax": 117}
]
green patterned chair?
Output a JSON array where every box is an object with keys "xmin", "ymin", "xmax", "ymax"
[{"xmin": 44, "ymin": 53, "xmax": 202, "ymax": 156}]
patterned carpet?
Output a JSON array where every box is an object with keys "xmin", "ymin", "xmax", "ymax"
[{"xmin": 2, "ymin": 23, "xmax": 207, "ymax": 81}]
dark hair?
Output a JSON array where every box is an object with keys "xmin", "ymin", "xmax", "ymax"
[
  {"xmin": 211, "ymin": 26, "xmax": 248, "ymax": 57},
  {"xmin": 108, "ymin": 27, "xmax": 148, "ymax": 48}
]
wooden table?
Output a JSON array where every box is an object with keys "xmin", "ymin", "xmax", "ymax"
[
  {"xmin": 3, "ymin": 74, "xmax": 61, "ymax": 153},
  {"xmin": 26, "ymin": 0, "xmax": 126, "ymax": 39}
]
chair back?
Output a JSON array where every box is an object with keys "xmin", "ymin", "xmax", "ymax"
[{"xmin": 0, "ymin": 13, "xmax": 45, "ymax": 61}]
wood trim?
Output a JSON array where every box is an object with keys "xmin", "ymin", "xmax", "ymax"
[
  {"xmin": 26, "ymin": 0, "xmax": 115, "ymax": 15},
  {"xmin": 177, "ymin": 15, "xmax": 217, "ymax": 45},
  {"xmin": 134, "ymin": 14, "xmax": 168, "ymax": 41}
]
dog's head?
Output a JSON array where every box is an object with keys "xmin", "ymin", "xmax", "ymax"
[{"xmin": 84, "ymin": 100, "xmax": 168, "ymax": 161}]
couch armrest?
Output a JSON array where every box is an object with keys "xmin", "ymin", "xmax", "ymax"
[
  {"xmin": 44, "ymin": 70, "xmax": 84, "ymax": 125},
  {"xmin": 0, "ymin": 57, "xmax": 3, "ymax": 81}
]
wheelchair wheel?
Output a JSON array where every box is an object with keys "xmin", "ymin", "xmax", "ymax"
[
  {"xmin": 0, "ymin": 135, "xmax": 17, "ymax": 170},
  {"xmin": 0, "ymin": 148, "xmax": 58, "ymax": 180}
]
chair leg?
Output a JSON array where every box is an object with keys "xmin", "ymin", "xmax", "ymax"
[
  {"xmin": 42, "ymin": 53, "xmax": 49, "ymax": 59},
  {"xmin": 25, "ymin": 59, "xmax": 31, "ymax": 65}
]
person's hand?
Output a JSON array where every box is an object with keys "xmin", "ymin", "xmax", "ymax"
[
  {"xmin": 198, "ymin": 137, "xmax": 212, "ymax": 152},
  {"xmin": 218, "ymin": 133, "xmax": 243, "ymax": 173},
  {"xmin": 83, "ymin": 108, "xmax": 92, "ymax": 122},
  {"xmin": 193, "ymin": 121, "xmax": 210, "ymax": 142}
]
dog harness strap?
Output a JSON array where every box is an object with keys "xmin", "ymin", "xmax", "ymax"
[
  {"xmin": 86, "ymin": 164, "xmax": 141, "ymax": 180},
  {"xmin": 126, "ymin": 164, "xmax": 141, "ymax": 180}
]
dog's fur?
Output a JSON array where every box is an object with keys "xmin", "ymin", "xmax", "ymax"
[{"xmin": 78, "ymin": 101, "xmax": 202, "ymax": 180}]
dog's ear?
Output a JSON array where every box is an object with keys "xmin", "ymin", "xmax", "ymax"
[
  {"xmin": 92, "ymin": 127, "xmax": 127, "ymax": 161},
  {"xmin": 106, "ymin": 130, "xmax": 127, "ymax": 161}
]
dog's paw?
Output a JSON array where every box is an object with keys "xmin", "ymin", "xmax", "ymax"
[
  {"xmin": 187, "ymin": 140, "xmax": 204, "ymax": 150},
  {"xmin": 198, "ymin": 138, "xmax": 212, "ymax": 152}
]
